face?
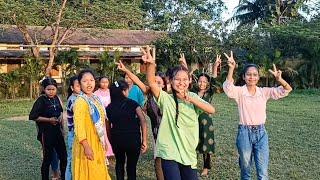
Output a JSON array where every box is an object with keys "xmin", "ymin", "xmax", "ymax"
[
  {"xmin": 71, "ymin": 80, "xmax": 81, "ymax": 94},
  {"xmin": 243, "ymin": 67, "xmax": 260, "ymax": 86},
  {"xmin": 99, "ymin": 78, "xmax": 109, "ymax": 90},
  {"xmin": 122, "ymin": 88, "xmax": 129, "ymax": 97},
  {"xmin": 44, "ymin": 85, "xmax": 57, "ymax": 98},
  {"xmin": 171, "ymin": 70, "xmax": 190, "ymax": 93},
  {"xmin": 198, "ymin": 76, "xmax": 209, "ymax": 91},
  {"xmin": 124, "ymin": 74, "xmax": 133, "ymax": 86},
  {"xmin": 80, "ymin": 73, "xmax": 95, "ymax": 95},
  {"xmin": 155, "ymin": 76, "xmax": 165, "ymax": 89}
]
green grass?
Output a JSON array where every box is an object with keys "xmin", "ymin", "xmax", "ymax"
[
  {"xmin": 0, "ymin": 99, "xmax": 34, "ymax": 119},
  {"xmin": 0, "ymin": 90, "xmax": 320, "ymax": 180}
]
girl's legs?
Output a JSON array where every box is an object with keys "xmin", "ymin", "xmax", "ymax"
[
  {"xmin": 236, "ymin": 125, "xmax": 253, "ymax": 180},
  {"xmin": 126, "ymin": 145, "xmax": 140, "ymax": 180},
  {"xmin": 161, "ymin": 159, "xmax": 181, "ymax": 180},
  {"xmin": 253, "ymin": 128, "xmax": 269, "ymax": 180},
  {"xmin": 113, "ymin": 143, "xmax": 126, "ymax": 180},
  {"xmin": 155, "ymin": 157, "xmax": 164, "ymax": 180},
  {"xmin": 41, "ymin": 132, "xmax": 54, "ymax": 180},
  {"xmin": 201, "ymin": 153, "xmax": 211, "ymax": 176},
  {"xmin": 65, "ymin": 131, "xmax": 74, "ymax": 180},
  {"xmin": 55, "ymin": 132, "xmax": 67, "ymax": 180},
  {"xmin": 237, "ymin": 125, "xmax": 269, "ymax": 180},
  {"xmin": 51, "ymin": 150, "xmax": 59, "ymax": 179},
  {"xmin": 161, "ymin": 159, "xmax": 198, "ymax": 180}
]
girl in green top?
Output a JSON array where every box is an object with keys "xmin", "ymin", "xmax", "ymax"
[{"xmin": 142, "ymin": 46, "xmax": 216, "ymax": 180}]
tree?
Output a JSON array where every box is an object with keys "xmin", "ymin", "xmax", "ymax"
[
  {"xmin": 56, "ymin": 48, "xmax": 81, "ymax": 97},
  {"xmin": 0, "ymin": 0, "xmax": 146, "ymax": 76},
  {"xmin": 229, "ymin": 0, "xmax": 307, "ymax": 28},
  {"xmin": 21, "ymin": 57, "xmax": 46, "ymax": 99},
  {"xmin": 97, "ymin": 51, "xmax": 122, "ymax": 82}
]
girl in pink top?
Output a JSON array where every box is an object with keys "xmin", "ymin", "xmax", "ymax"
[
  {"xmin": 94, "ymin": 76, "xmax": 114, "ymax": 157},
  {"xmin": 222, "ymin": 51, "xmax": 292, "ymax": 180}
]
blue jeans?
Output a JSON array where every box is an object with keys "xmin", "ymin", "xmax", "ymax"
[
  {"xmin": 65, "ymin": 131, "xmax": 74, "ymax": 180},
  {"xmin": 161, "ymin": 159, "xmax": 198, "ymax": 180},
  {"xmin": 236, "ymin": 125, "xmax": 269, "ymax": 180}
]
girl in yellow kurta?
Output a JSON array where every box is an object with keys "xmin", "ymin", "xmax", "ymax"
[{"xmin": 72, "ymin": 69, "xmax": 111, "ymax": 180}]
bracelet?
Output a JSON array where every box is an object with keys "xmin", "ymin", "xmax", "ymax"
[{"xmin": 282, "ymin": 83, "xmax": 288, "ymax": 87}]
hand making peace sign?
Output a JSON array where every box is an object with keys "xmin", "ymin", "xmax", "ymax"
[
  {"xmin": 268, "ymin": 64, "xmax": 282, "ymax": 81},
  {"xmin": 223, "ymin": 51, "xmax": 236, "ymax": 69}
]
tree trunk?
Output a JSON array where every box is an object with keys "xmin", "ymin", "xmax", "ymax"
[{"xmin": 29, "ymin": 78, "xmax": 33, "ymax": 99}]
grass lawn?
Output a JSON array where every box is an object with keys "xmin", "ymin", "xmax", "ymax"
[{"xmin": 0, "ymin": 90, "xmax": 319, "ymax": 179}]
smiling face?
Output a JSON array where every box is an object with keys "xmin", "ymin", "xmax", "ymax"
[
  {"xmin": 44, "ymin": 85, "xmax": 57, "ymax": 98},
  {"xmin": 80, "ymin": 73, "xmax": 95, "ymax": 95},
  {"xmin": 243, "ymin": 67, "xmax": 260, "ymax": 86},
  {"xmin": 198, "ymin": 75, "xmax": 209, "ymax": 91},
  {"xmin": 171, "ymin": 70, "xmax": 190, "ymax": 93},
  {"xmin": 99, "ymin": 77, "xmax": 109, "ymax": 90}
]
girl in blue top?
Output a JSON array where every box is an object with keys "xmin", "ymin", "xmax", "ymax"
[{"xmin": 65, "ymin": 76, "xmax": 81, "ymax": 180}]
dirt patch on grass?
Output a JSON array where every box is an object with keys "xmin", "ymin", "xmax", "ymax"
[{"xmin": 4, "ymin": 116, "xmax": 29, "ymax": 121}]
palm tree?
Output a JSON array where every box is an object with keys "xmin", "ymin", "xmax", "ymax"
[
  {"xmin": 229, "ymin": 0, "xmax": 270, "ymax": 27},
  {"xmin": 230, "ymin": 0, "xmax": 305, "ymax": 27}
]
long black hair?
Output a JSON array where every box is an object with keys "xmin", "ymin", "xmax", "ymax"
[
  {"xmin": 197, "ymin": 73, "xmax": 214, "ymax": 97},
  {"xmin": 109, "ymin": 80, "xmax": 129, "ymax": 103},
  {"xmin": 168, "ymin": 65, "xmax": 190, "ymax": 127},
  {"xmin": 67, "ymin": 75, "xmax": 78, "ymax": 99}
]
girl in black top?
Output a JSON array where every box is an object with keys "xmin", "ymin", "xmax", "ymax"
[
  {"xmin": 106, "ymin": 80, "xmax": 147, "ymax": 180},
  {"xmin": 29, "ymin": 78, "xmax": 67, "ymax": 180}
]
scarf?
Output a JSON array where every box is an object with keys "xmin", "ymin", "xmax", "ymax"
[{"xmin": 78, "ymin": 92, "xmax": 108, "ymax": 165}]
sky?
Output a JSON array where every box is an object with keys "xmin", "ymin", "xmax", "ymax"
[{"xmin": 221, "ymin": 0, "xmax": 239, "ymax": 21}]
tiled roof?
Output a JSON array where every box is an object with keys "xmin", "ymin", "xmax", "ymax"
[{"xmin": 0, "ymin": 25, "xmax": 165, "ymax": 45}]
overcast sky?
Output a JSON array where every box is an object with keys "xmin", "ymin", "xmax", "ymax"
[{"xmin": 221, "ymin": 0, "xmax": 239, "ymax": 21}]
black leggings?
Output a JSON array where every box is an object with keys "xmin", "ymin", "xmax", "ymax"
[
  {"xmin": 111, "ymin": 134, "xmax": 141, "ymax": 180},
  {"xmin": 41, "ymin": 129, "xmax": 67, "ymax": 180},
  {"xmin": 203, "ymin": 153, "xmax": 211, "ymax": 169}
]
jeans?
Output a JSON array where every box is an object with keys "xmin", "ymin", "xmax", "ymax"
[
  {"xmin": 161, "ymin": 159, "xmax": 198, "ymax": 180},
  {"xmin": 65, "ymin": 131, "xmax": 74, "ymax": 180},
  {"xmin": 236, "ymin": 125, "xmax": 269, "ymax": 180}
]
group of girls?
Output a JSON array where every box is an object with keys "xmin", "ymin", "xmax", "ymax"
[{"xmin": 29, "ymin": 46, "xmax": 292, "ymax": 180}]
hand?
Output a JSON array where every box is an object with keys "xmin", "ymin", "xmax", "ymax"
[
  {"xmin": 268, "ymin": 64, "xmax": 282, "ymax": 81},
  {"xmin": 214, "ymin": 54, "xmax": 221, "ymax": 67},
  {"xmin": 141, "ymin": 46, "xmax": 155, "ymax": 64},
  {"xmin": 179, "ymin": 53, "xmax": 187, "ymax": 68},
  {"xmin": 223, "ymin": 51, "xmax": 236, "ymax": 69},
  {"xmin": 115, "ymin": 60, "xmax": 128, "ymax": 72},
  {"xmin": 84, "ymin": 145, "xmax": 94, "ymax": 161},
  {"xmin": 176, "ymin": 90, "xmax": 191, "ymax": 102},
  {"xmin": 141, "ymin": 141, "xmax": 147, "ymax": 154},
  {"xmin": 49, "ymin": 117, "xmax": 59, "ymax": 125}
]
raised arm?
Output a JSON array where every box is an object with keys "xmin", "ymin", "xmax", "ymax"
[
  {"xmin": 116, "ymin": 60, "xmax": 149, "ymax": 94},
  {"xmin": 179, "ymin": 53, "xmax": 188, "ymax": 70},
  {"xmin": 224, "ymin": 51, "xmax": 236, "ymax": 83},
  {"xmin": 143, "ymin": 46, "xmax": 161, "ymax": 99},
  {"xmin": 136, "ymin": 106, "xmax": 148, "ymax": 153},
  {"xmin": 212, "ymin": 54, "xmax": 221, "ymax": 78},
  {"xmin": 268, "ymin": 64, "xmax": 292, "ymax": 92}
]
